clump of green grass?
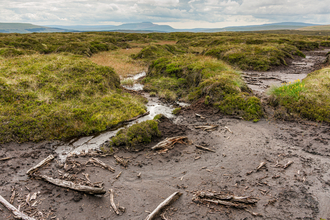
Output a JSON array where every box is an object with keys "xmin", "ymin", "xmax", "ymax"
[
  {"xmin": 0, "ymin": 54, "xmax": 146, "ymax": 143},
  {"xmin": 268, "ymin": 70, "xmax": 330, "ymax": 122},
  {"xmin": 204, "ymin": 43, "xmax": 304, "ymax": 71},
  {"xmin": 121, "ymin": 79, "xmax": 134, "ymax": 87},
  {"xmin": 110, "ymin": 120, "xmax": 161, "ymax": 149},
  {"xmin": 172, "ymin": 107, "xmax": 181, "ymax": 115},
  {"xmin": 131, "ymin": 44, "xmax": 186, "ymax": 62},
  {"xmin": 144, "ymin": 54, "xmax": 263, "ymax": 120}
]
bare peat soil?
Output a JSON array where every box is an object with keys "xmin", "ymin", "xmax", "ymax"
[{"xmin": 1, "ymin": 48, "xmax": 330, "ymax": 220}]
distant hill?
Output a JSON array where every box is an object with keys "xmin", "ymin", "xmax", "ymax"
[
  {"xmin": 298, "ymin": 25, "xmax": 330, "ymax": 31},
  {"xmin": 0, "ymin": 22, "xmax": 322, "ymax": 33},
  {"xmin": 0, "ymin": 23, "xmax": 72, "ymax": 33},
  {"xmin": 197, "ymin": 22, "xmax": 318, "ymax": 33}
]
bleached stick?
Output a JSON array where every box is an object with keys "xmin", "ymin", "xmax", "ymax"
[
  {"xmin": 26, "ymin": 155, "xmax": 54, "ymax": 176},
  {"xmin": 145, "ymin": 192, "xmax": 182, "ymax": 220},
  {"xmin": 0, "ymin": 194, "xmax": 36, "ymax": 220}
]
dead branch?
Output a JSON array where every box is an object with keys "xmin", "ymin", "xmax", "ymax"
[
  {"xmin": 145, "ymin": 192, "xmax": 182, "ymax": 220},
  {"xmin": 195, "ymin": 125, "xmax": 218, "ymax": 131},
  {"xmin": 152, "ymin": 136, "xmax": 188, "ymax": 150},
  {"xmin": 10, "ymin": 188, "xmax": 15, "ymax": 204},
  {"xmin": 109, "ymin": 189, "xmax": 119, "ymax": 215},
  {"xmin": 26, "ymin": 155, "xmax": 54, "ymax": 176},
  {"xmin": 114, "ymin": 155, "xmax": 128, "ymax": 167},
  {"xmin": 0, "ymin": 157, "xmax": 12, "ymax": 161},
  {"xmin": 256, "ymin": 162, "xmax": 266, "ymax": 171},
  {"xmin": 224, "ymin": 126, "xmax": 233, "ymax": 133},
  {"xmin": 195, "ymin": 113, "xmax": 205, "ymax": 119},
  {"xmin": 195, "ymin": 145, "xmax": 215, "ymax": 153},
  {"xmin": 0, "ymin": 194, "xmax": 36, "ymax": 220},
  {"xmin": 197, "ymin": 191, "xmax": 258, "ymax": 204},
  {"xmin": 244, "ymin": 209, "xmax": 263, "ymax": 217},
  {"xmin": 201, "ymin": 199, "xmax": 247, "ymax": 209},
  {"xmin": 39, "ymin": 175, "xmax": 106, "ymax": 195},
  {"xmin": 116, "ymin": 172, "xmax": 122, "ymax": 179},
  {"xmin": 283, "ymin": 161, "xmax": 294, "ymax": 169},
  {"xmin": 86, "ymin": 158, "xmax": 115, "ymax": 172}
]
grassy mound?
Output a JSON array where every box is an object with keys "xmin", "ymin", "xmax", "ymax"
[
  {"xmin": 110, "ymin": 120, "xmax": 161, "ymax": 149},
  {"xmin": 204, "ymin": 43, "xmax": 304, "ymax": 71},
  {"xmin": 0, "ymin": 54, "xmax": 147, "ymax": 143},
  {"xmin": 131, "ymin": 44, "xmax": 187, "ymax": 61},
  {"xmin": 144, "ymin": 54, "xmax": 263, "ymax": 120},
  {"xmin": 268, "ymin": 68, "xmax": 330, "ymax": 122}
]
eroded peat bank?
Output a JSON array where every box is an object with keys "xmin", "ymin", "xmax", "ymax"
[{"xmin": 0, "ymin": 31, "xmax": 330, "ymax": 220}]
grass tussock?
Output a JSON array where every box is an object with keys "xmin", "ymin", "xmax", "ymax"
[
  {"xmin": 144, "ymin": 54, "xmax": 263, "ymax": 120},
  {"xmin": 0, "ymin": 54, "xmax": 147, "ymax": 143},
  {"xmin": 110, "ymin": 120, "xmax": 161, "ymax": 149},
  {"xmin": 268, "ymin": 69, "xmax": 330, "ymax": 122}
]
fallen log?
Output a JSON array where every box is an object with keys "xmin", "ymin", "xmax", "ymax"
[
  {"xmin": 125, "ymin": 111, "xmax": 150, "ymax": 123},
  {"xmin": 39, "ymin": 175, "xmax": 106, "ymax": 195},
  {"xmin": 86, "ymin": 157, "xmax": 115, "ymax": 172},
  {"xmin": 109, "ymin": 189, "xmax": 119, "ymax": 215},
  {"xmin": 196, "ymin": 145, "xmax": 215, "ymax": 153},
  {"xmin": 26, "ymin": 155, "xmax": 54, "ymax": 176},
  {"xmin": 145, "ymin": 192, "xmax": 182, "ymax": 220},
  {"xmin": 152, "ymin": 136, "xmax": 188, "ymax": 150},
  {"xmin": 0, "ymin": 194, "xmax": 36, "ymax": 220}
]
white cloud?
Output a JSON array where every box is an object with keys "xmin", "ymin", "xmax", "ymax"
[{"xmin": 0, "ymin": 0, "xmax": 328, "ymax": 27}]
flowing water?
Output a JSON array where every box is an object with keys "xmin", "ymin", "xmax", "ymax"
[{"xmin": 56, "ymin": 72, "xmax": 189, "ymax": 162}]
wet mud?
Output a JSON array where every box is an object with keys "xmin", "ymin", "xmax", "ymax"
[{"xmin": 1, "ymin": 49, "xmax": 330, "ymax": 220}]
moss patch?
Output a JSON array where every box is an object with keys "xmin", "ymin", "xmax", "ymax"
[
  {"xmin": 110, "ymin": 120, "xmax": 161, "ymax": 149},
  {"xmin": 268, "ymin": 68, "xmax": 330, "ymax": 122},
  {"xmin": 0, "ymin": 54, "xmax": 146, "ymax": 143}
]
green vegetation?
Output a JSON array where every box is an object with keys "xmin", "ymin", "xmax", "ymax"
[
  {"xmin": 268, "ymin": 69, "xmax": 330, "ymax": 122},
  {"xmin": 172, "ymin": 108, "xmax": 181, "ymax": 115},
  {"xmin": 144, "ymin": 54, "xmax": 263, "ymax": 120},
  {"xmin": 110, "ymin": 120, "xmax": 161, "ymax": 149},
  {"xmin": 0, "ymin": 54, "xmax": 146, "ymax": 143}
]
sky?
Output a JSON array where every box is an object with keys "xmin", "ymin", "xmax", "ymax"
[{"xmin": 0, "ymin": 0, "xmax": 329, "ymax": 29}]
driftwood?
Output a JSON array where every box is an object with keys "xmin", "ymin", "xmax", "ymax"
[
  {"xmin": 125, "ymin": 111, "xmax": 150, "ymax": 123},
  {"xmin": 114, "ymin": 155, "xmax": 128, "ymax": 167},
  {"xmin": 197, "ymin": 191, "xmax": 258, "ymax": 204},
  {"xmin": 145, "ymin": 192, "xmax": 182, "ymax": 220},
  {"xmin": 224, "ymin": 126, "xmax": 233, "ymax": 133},
  {"xmin": 152, "ymin": 136, "xmax": 188, "ymax": 150},
  {"xmin": 256, "ymin": 162, "xmax": 266, "ymax": 171},
  {"xmin": 196, "ymin": 145, "xmax": 215, "ymax": 153},
  {"xmin": 10, "ymin": 189, "xmax": 15, "ymax": 204},
  {"xmin": 0, "ymin": 157, "xmax": 12, "ymax": 161},
  {"xmin": 39, "ymin": 175, "xmax": 106, "ymax": 195},
  {"xmin": 109, "ymin": 189, "xmax": 119, "ymax": 215},
  {"xmin": 26, "ymin": 155, "xmax": 54, "ymax": 176},
  {"xmin": 283, "ymin": 161, "xmax": 294, "ymax": 169},
  {"xmin": 195, "ymin": 113, "xmax": 205, "ymax": 119},
  {"xmin": 201, "ymin": 199, "xmax": 247, "ymax": 209},
  {"xmin": 195, "ymin": 125, "xmax": 218, "ymax": 131},
  {"xmin": 86, "ymin": 158, "xmax": 115, "ymax": 172},
  {"xmin": 116, "ymin": 172, "xmax": 122, "ymax": 179},
  {"xmin": 0, "ymin": 194, "xmax": 36, "ymax": 220}
]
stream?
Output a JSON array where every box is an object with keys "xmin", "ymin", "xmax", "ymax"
[
  {"xmin": 55, "ymin": 48, "xmax": 329, "ymax": 162},
  {"xmin": 55, "ymin": 72, "xmax": 188, "ymax": 162}
]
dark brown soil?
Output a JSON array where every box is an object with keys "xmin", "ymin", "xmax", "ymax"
[{"xmin": 1, "ymin": 49, "xmax": 330, "ymax": 220}]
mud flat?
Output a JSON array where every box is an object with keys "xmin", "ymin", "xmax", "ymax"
[
  {"xmin": 1, "ymin": 49, "xmax": 330, "ymax": 220},
  {"xmin": 243, "ymin": 48, "xmax": 330, "ymax": 94}
]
